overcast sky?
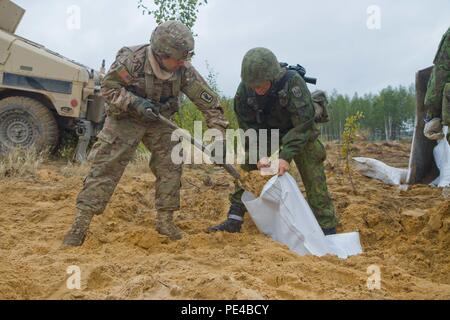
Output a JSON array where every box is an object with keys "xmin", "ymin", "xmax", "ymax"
[{"xmin": 12, "ymin": 0, "xmax": 450, "ymax": 97}]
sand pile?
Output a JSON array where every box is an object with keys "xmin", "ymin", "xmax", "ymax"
[
  {"xmin": 238, "ymin": 167, "xmax": 272, "ymax": 196},
  {"xmin": 0, "ymin": 142, "xmax": 449, "ymax": 300}
]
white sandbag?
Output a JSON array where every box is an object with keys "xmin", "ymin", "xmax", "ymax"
[
  {"xmin": 431, "ymin": 126, "xmax": 450, "ymax": 187},
  {"xmin": 242, "ymin": 173, "xmax": 362, "ymax": 259},
  {"xmin": 353, "ymin": 157, "xmax": 408, "ymax": 185}
]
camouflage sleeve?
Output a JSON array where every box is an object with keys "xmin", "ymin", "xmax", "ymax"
[
  {"xmin": 100, "ymin": 47, "xmax": 140, "ymax": 117},
  {"xmin": 181, "ymin": 64, "xmax": 229, "ymax": 132},
  {"xmin": 425, "ymin": 27, "xmax": 450, "ymax": 118},
  {"xmin": 279, "ymin": 74, "xmax": 318, "ymax": 163}
]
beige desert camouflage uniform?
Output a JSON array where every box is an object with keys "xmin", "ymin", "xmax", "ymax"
[{"xmin": 76, "ymin": 44, "xmax": 228, "ymax": 214}]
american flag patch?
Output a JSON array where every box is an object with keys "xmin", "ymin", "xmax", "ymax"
[{"xmin": 118, "ymin": 68, "xmax": 132, "ymax": 84}]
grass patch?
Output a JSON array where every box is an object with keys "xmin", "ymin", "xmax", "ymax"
[{"xmin": 0, "ymin": 147, "xmax": 46, "ymax": 178}]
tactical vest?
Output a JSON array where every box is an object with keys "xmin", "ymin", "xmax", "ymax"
[
  {"xmin": 246, "ymin": 69, "xmax": 329, "ymax": 124},
  {"xmin": 121, "ymin": 45, "xmax": 183, "ymax": 116},
  {"xmin": 246, "ymin": 70, "xmax": 293, "ymax": 124},
  {"xmin": 143, "ymin": 46, "xmax": 182, "ymax": 116}
]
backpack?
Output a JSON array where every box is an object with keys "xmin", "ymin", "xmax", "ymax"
[{"xmin": 278, "ymin": 63, "xmax": 330, "ymax": 123}]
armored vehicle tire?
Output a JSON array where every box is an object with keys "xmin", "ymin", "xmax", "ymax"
[{"xmin": 0, "ymin": 96, "xmax": 59, "ymax": 154}]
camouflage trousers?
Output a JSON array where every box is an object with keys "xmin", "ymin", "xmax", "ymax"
[
  {"xmin": 425, "ymin": 63, "xmax": 450, "ymax": 120},
  {"xmin": 443, "ymin": 83, "xmax": 450, "ymax": 144},
  {"xmin": 443, "ymin": 83, "xmax": 450, "ymax": 123},
  {"xmin": 230, "ymin": 139, "xmax": 338, "ymax": 229},
  {"xmin": 424, "ymin": 26, "xmax": 450, "ymax": 119},
  {"xmin": 76, "ymin": 115, "xmax": 182, "ymax": 214}
]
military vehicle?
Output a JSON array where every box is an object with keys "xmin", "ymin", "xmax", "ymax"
[{"xmin": 0, "ymin": 0, "xmax": 105, "ymax": 161}]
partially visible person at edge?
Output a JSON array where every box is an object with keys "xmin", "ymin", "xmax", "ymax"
[{"xmin": 424, "ymin": 27, "xmax": 450, "ymax": 143}]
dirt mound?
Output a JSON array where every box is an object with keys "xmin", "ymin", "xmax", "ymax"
[
  {"xmin": 239, "ymin": 167, "xmax": 272, "ymax": 195},
  {"xmin": 0, "ymin": 142, "xmax": 449, "ymax": 299}
]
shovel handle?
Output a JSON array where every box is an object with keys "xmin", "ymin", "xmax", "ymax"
[{"xmin": 157, "ymin": 114, "xmax": 242, "ymax": 181}]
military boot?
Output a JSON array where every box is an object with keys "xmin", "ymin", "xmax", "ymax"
[
  {"xmin": 63, "ymin": 209, "xmax": 95, "ymax": 246},
  {"xmin": 207, "ymin": 205, "xmax": 244, "ymax": 233},
  {"xmin": 321, "ymin": 227, "xmax": 337, "ymax": 235},
  {"xmin": 156, "ymin": 210, "xmax": 182, "ymax": 240}
]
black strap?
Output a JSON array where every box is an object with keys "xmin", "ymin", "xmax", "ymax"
[
  {"xmin": 247, "ymin": 70, "xmax": 297, "ymax": 124},
  {"xmin": 270, "ymin": 70, "xmax": 297, "ymax": 96}
]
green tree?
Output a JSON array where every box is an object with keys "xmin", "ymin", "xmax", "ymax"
[
  {"xmin": 138, "ymin": 0, "xmax": 208, "ymax": 30},
  {"xmin": 341, "ymin": 111, "xmax": 364, "ymax": 194},
  {"xmin": 205, "ymin": 60, "xmax": 220, "ymax": 94},
  {"xmin": 321, "ymin": 85, "xmax": 415, "ymax": 141}
]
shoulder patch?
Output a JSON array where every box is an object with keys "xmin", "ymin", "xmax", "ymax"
[
  {"xmin": 118, "ymin": 68, "xmax": 132, "ymax": 84},
  {"xmin": 200, "ymin": 91, "xmax": 214, "ymax": 103},
  {"xmin": 291, "ymin": 86, "xmax": 302, "ymax": 98}
]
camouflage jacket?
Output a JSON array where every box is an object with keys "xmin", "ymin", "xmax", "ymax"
[
  {"xmin": 101, "ymin": 44, "xmax": 228, "ymax": 131},
  {"xmin": 234, "ymin": 70, "xmax": 319, "ymax": 162},
  {"xmin": 425, "ymin": 27, "xmax": 450, "ymax": 118}
]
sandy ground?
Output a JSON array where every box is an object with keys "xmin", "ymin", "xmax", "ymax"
[{"xmin": 0, "ymin": 141, "xmax": 449, "ymax": 300}]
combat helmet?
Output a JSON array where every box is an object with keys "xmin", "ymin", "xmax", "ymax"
[
  {"xmin": 241, "ymin": 47, "xmax": 283, "ymax": 87},
  {"xmin": 150, "ymin": 21, "xmax": 195, "ymax": 60}
]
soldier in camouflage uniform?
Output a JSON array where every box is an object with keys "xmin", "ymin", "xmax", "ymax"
[
  {"xmin": 424, "ymin": 27, "xmax": 450, "ymax": 143},
  {"xmin": 63, "ymin": 21, "xmax": 228, "ymax": 246},
  {"xmin": 208, "ymin": 47, "xmax": 338, "ymax": 235}
]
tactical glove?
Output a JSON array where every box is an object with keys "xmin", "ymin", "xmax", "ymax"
[{"xmin": 132, "ymin": 97, "xmax": 160, "ymax": 121}]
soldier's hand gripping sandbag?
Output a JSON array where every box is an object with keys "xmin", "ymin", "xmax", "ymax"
[
  {"xmin": 131, "ymin": 97, "xmax": 160, "ymax": 121},
  {"xmin": 424, "ymin": 118, "xmax": 444, "ymax": 140}
]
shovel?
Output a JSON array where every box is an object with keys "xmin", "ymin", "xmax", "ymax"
[{"xmin": 153, "ymin": 112, "xmax": 242, "ymax": 181}]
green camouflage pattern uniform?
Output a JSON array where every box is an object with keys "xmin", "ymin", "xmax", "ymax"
[
  {"xmin": 76, "ymin": 43, "xmax": 227, "ymax": 217},
  {"xmin": 230, "ymin": 69, "xmax": 338, "ymax": 229},
  {"xmin": 425, "ymin": 27, "xmax": 450, "ymax": 140}
]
